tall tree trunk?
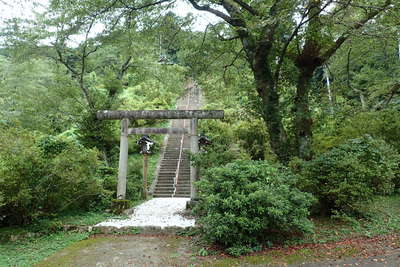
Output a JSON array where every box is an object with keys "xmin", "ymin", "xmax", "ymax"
[
  {"xmin": 295, "ymin": 68, "xmax": 314, "ymax": 160},
  {"xmin": 253, "ymin": 62, "xmax": 289, "ymax": 162}
]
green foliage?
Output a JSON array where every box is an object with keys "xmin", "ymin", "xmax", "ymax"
[
  {"xmin": 340, "ymin": 110, "xmax": 400, "ymax": 153},
  {"xmin": 37, "ymin": 135, "xmax": 70, "ymax": 156},
  {"xmin": 194, "ymin": 160, "xmax": 315, "ymax": 255},
  {"xmin": 0, "ymin": 231, "xmax": 89, "ymax": 267},
  {"xmin": 330, "ymin": 36, "xmax": 400, "ymax": 109},
  {"xmin": 234, "ymin": 118, "xmax": 272, "ymax": 160},
  {"xmin": 293, "ymin": 136, "xmax": 400, "ymax": 215},
  {"xmin": 0, "ymin": 128, "xmax": 109, "ymax": 226},
  {"xmin": 314, "ymin": 109, "xmax": 400, "ymax": 154},
  {"xmin": 0, "ymin": 57, "xmax": 81, "ymax": 133},
  {"xmin": 192, "ymin": 119, "xmax": 249, "ymax": 170},
  {"xmin": 101, "ymin": 166, "xmax": 143, "ymax": 202},
  {"xmin": 75, "ymin": 110, "xmax": 117, "ymax": 153}
]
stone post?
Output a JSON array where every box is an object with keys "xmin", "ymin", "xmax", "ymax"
[
  {"xmin": 117, "ymin": 118, "xmax": 129, "ymax": 199},
  {"xmin": 190, "ymin": 118, "xmax": 199, "ymax": 199}
]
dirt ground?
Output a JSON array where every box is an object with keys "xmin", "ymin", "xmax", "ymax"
[
  {"xmin": 35, "ymin": 235, "xmax": 198, "ymax": 267},
  {"xmin": 35, "ymin": 234, "xmax": 400, "ymax": 267}
]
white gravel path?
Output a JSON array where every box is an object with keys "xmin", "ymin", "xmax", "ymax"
[{"xmin": 96, "ymin": 198, "xmax": 195, "ymax": 229}]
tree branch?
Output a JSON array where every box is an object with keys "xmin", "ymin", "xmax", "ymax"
[
  {"xmin": 375, "ymin": 83, "xmax": 400, "ymax": 110},
  {"xmin": 322, "ymin": 0, "xmax": 392, "ymax": 61},
  {"xmin": 231, "ymin": 0, "xmax": 259, "ymax": 16},
  {"xmin": 223, "ymin": 48, "xmax": 244, "ymax": 80},
  {"xmin": 186, "ymin": 0, "xmax": 244, "ymax": 27},
  {"xmin": 118, "ymin": 56, "xmax": 133, "ymax": 80},
  {"xmin": 274, "ymin": 0, "xmax": 334, "ymax": 82},
  {"xmin": 119, "ymin": 0, "xmax": 172, "ymax": 11}
]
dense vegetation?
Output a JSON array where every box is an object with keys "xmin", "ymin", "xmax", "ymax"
[
  {"xmin": 195, "ymin": 160, "xmax": 315, "ymax": 256},
  {"xmin": 1, "ymin": 0, "xmax": 400, "ymax": 261}
]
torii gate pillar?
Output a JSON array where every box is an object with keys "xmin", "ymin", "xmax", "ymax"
[
  {"xmin": 117, "ymin": 118, "xmax": 129, "ymax": 199},
  {"xmin": 190, "ymin": 118, "xmax": 199, "ymax": 199}
]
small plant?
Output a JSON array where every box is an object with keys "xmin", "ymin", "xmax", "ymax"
[
  {"xmin": 130, "ymin": 227, "xmax": 140, "ymax": 234},
  {"xmin": 198, "ymin": 248, "xmax": 209, "ymax": 257}
]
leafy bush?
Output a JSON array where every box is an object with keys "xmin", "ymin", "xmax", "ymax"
[
  {"xmin": 194, "ymin": 160, "xmax": 315, "ymax": 255},
  {"xmin": 0, "ymin": 128, "xmax": 108, "ymax": 226},
  {"xmin": 37, "ymin": 135, "xmax": 70, "ymax": 156},
  {"xmin": 292, "ymin": 136, "xmax": 400, "ymax": 215}
]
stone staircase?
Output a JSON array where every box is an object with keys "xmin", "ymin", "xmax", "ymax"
[
  {"xmin": 153, "ymin": 135, "xmax": 191, "ymax": 197},
  {"xmin": 152, "ymin": 83, "xmax": 201, "ymax": 198}
]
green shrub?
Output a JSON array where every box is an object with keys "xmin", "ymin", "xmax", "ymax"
[
  {"xmin": 0, "ymin": 128, "xmax": 108, "ymax": 226},
  {"xmin": 37, "ymin": 135, "xmax": 70, "ymax": 156},
  {"xmin": 194, "ymin": 160, "xmax": 315, "ymax": 255},
  {"xmin": 293, "ymin": 136, "xmax": 399, "ymax": 215}
]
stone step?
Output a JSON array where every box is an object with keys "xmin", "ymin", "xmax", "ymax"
[
  {"xmin": 154, "ymin": 190, "xmax": 174, "ymax": 195},
  {"xmin": 156, "ymin": 179, "xmax": 174, "ymax": 183},
  {"xmin": 176, "ymin": 184, "xmax": 190, "ymax": 187},
  {"xmin": 154, "ymin": 190, "xmax": 174, "ymax": 193},
  {"xmin": 159, "ymin": 170, "xmax": 186, "ymax": 173},
  {"xmin": 161, "ymin": 160, "xmax": 189, "ymax": 163},
  {"xmin": 153, "ymin": 193, "xmax": 174, "ymax": 198},
  {"xmin": 156, "ymin": 184, "xmax": 174, "ymax": 188},
  {"xmin": 157, "ymin": 179, "xmax": 174, "ymax": 183},
  {"xmin": 175, "ymin": 190, "xmax": 190, "ymax": 193},
  {"xmin": 155, "ymin": 185, "xmax": 174, "ymax": 189},
  {"xmin": 157, "ymin": 181, "xmax": 174, "ymax": 184},
  {"xmin": 174, "ymin": 194, "xmax": 190, "ymax": 197}
]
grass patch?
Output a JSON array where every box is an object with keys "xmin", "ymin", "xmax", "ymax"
[
  {"xmin": 0, "ymin": 211, "xmax": 121, "ymax": 267},
  {"xmin": 52, "ymin": 211, "xmax": 120, "ymax": 226},
  {"xmin": 283, "ymin": 194, "xmax": 400, "ymax": 246},
  {"xmin": 0, "ymin": 232, "xmax": 89, "ymax": 267},
  {"xmin": 336, "ymin": 195, "xmax": 400, "ymax": 238}
]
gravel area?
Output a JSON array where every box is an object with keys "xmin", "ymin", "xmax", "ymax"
[{"xmin": 96, "ymin": 198, "xmax": 195, "ymax": 229}]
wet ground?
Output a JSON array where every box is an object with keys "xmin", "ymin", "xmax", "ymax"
[
  {"xmin": 36, "ymin": 235, "xmax": 198, "ymax": 267},
  {"xmin": 35, "ymin": 234, "xmax": 400, "ymax": 267}
]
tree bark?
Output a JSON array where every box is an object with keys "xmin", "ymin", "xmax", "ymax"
[
  {"xmin": 253, "ymin": 58, "xmax": 289, "ymax": 162},
  {"xmin": 295, "ymin": 68, "xmax": 315, "ymax": 160}
]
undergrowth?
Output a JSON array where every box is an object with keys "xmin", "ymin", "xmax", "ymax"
[{"xmin": 0, "ymin": 211, "xmax": 120, "ymax": 267}]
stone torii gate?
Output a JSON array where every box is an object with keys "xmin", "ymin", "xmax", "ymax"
[{"xmin": 97, "ymin": 110, "xmax": 224, "ymax": 200}]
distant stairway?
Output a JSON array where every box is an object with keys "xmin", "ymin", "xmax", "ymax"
[{"xmin": 152, "ymin": 85, "xmax": 200, "ymax": 198}]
